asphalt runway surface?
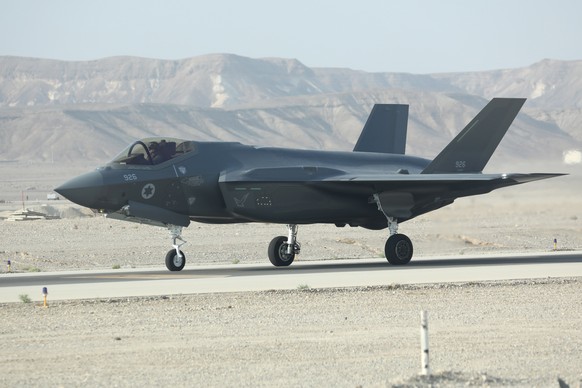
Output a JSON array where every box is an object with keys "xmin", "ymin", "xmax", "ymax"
[{"xmin": 1, "ymin": 251, "xmax": 581, "ymax": 303}]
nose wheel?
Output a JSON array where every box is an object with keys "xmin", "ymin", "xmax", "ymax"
[
  {"xmin": 165, "ymin": 224, "xmax": 187, "ymax": 271},
  {"xmin": 165, "ymin": 249, "xmax": 186, "ymax": 271}
]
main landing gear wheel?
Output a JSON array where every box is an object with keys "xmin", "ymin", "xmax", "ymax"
[
  {"xmin": 165, "ymin": 249, "xmax": 186, "ymax": 271},
  {"xmin": 385, "ymin": 234, "xmax": 413, "ymax": 265},
  {"xmin": 268, "ymin": 236, "xmax": 296, "ymax": 266}
]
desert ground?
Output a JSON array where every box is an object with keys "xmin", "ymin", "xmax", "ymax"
[{"xmin": 1, "ymin": 162, "xmax": 581, "ymax": 386}]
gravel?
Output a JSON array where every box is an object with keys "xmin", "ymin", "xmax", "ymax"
[{"xmin": 2, "ymin": 279, "xmax": 582, "ymax": 387}]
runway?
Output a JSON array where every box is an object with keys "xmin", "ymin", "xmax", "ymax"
[{"xmin": 1, "ymin": 251, "xmax": 581, "ymax": 303}]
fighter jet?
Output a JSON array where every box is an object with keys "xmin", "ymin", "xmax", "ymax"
[{"xmin": 55, "ymin": 98, "xmax": 563, "ymax": 271}]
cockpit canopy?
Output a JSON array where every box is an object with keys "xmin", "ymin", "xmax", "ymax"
[{"xmin": 111, "ymin": 137, "xmax": 197, "ymax": 165}]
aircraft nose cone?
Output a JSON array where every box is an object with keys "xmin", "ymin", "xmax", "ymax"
[{"xmin": 55, "ymin": 170, "xmax": 104, "ymax": 209}]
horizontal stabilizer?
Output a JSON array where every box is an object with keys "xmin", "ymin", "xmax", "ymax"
[
  {"xmin": 422, "ymin": 98, "xmax": 526, "ymax": 174},
  {"xmin": 354, "ymin": 104, "xmax": 408, "ymax": 154}
]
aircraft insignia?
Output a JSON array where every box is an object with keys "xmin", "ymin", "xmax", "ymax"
[
  {"xmin": 141, "ymin": 183, "xmax": 156, "ymax": 199},
  {"xmin": 234, "ymin": 192, "xmax": 250, "ymax": 207}
]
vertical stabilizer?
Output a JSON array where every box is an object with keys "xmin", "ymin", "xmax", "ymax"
[
  {"xmin": 422, "ymin": 98, "xmax": 526, "ymax": 174},
  {"xmin": 353, "ymin": 104, "xmax": 409, "ymax": 154}
]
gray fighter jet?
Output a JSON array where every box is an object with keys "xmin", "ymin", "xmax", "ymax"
[{"xmin": 55, "ymin": 98, "xmax": 563, "ymax": 271}]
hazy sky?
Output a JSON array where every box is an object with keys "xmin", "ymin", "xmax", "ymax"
[{"xmin": 1, "ymin": 0, "xmax": 580, "ymax": 73}]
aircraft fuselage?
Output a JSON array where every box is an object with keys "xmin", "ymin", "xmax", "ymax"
[{"xmin": 63, "ymin": 141, "xmax": 430, "ymax": 229}]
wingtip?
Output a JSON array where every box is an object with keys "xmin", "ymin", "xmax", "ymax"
[{"xmin": 507, "ymin": 172, "xmax": 568, "ymax": 183}]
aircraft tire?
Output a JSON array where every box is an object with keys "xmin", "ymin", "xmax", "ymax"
[
  {"xmin": 385, "ymin": 234, "xmax": 413, "ymax": 265},
  {"xmin": 165, "ymin": 249, "xmax": 186, "ymax": 271},
  {"xmin": 268, "ymin": 236, "xmax": 295, "ymax": 267}
]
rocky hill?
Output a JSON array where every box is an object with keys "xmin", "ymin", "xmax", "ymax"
[{"xmin": 0, "ymin": 54, "xmax": 580, "ymax": 166}]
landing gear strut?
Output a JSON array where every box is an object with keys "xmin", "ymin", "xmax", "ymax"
[
  {"xmin": 165, "ymin": 224, "xmax": 187, "ymax": 271},
  {"xmin": 268, "ymin": 224, "xmax": 301, "ymax": 266},
  {"xmin": 383, "ymin": 216, "xmax": 413, "ymax": 265},
  {"xmin": 374, "ymin": 194, "xmax": 413, "ymax": 265}
]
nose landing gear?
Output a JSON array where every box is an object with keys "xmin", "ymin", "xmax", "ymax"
[{"xmin": 165, "ymin": 225, "xmax": 187, "ymax": 271}]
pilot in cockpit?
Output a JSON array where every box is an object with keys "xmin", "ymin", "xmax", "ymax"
[
  {"xmin": 148, "ymin": 141, "xmax": 159, "ymax": 162},
  {"xmin": 150, "ymin": 140, "xmax": 173, "ymax": 164}
]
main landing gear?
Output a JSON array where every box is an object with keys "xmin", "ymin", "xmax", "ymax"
[
  {"xmin": 265, "ymin": 219, "xmax": 412, "ymax": 267},
  {"xmin": 374, "ymin": 194, "xmax": 413, "ymax": 265},
  {"xmin": 165, "ymin": 225, "xmax": 187, "ymax": 271},
  {"xmin": 384, "ymin": 217, "xmax": 413, "ymax": 265},
  {"xmin": 268, "ymin": 224, "xmax": 301, "ymax": 266}
]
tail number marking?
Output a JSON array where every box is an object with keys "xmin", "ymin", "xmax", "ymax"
[{"xmin": 123, "ymin": 174, "xmax": 138, "ymax": 181}]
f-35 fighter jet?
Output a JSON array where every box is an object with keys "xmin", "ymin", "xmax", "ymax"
[{"xmin": 55, "ymin": 98, "xmax": 562, "ymax": 271}]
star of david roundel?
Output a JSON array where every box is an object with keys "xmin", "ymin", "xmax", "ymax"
[{"xmin": 141, "ymin": 183, "xmax": 156, "ymax": 199}]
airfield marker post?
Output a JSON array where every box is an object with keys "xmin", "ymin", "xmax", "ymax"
[
  {"xmin": 420, "ymin": 310, "xmax": 430, "ymax": 376},
  {"xmin": 42, "ymin": 287, "xmax": 48, "ymax": 308}
]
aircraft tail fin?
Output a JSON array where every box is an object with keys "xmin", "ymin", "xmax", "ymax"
[
  {"xmin": 421, "ymin": 98, "xmax": 526, "ymax": 174},
  {"xmin": 353, "ymin": 104, "xmax": 409, "ymax": 154}
]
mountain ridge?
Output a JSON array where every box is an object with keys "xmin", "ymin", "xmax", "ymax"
[{"xmin": 0, "ymin": 55, "xmax": 580, "ymax": 165}]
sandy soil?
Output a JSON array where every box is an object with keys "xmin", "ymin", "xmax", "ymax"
[
  {"xmin": 1, "ymin": 280, "xmax": 581, "ymax": 387},
  {"xmin": 1, "ymin": 162, "xmax": 581, "ymax": 386}
]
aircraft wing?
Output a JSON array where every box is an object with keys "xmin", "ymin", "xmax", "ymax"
[
  {"xmin": 322, "ymin": 172, "xmax": 561, "ymax": 187},
  {"xmin": 319, "ymin": 172, "xmax": 563, "ymax": 219},
  {"xmin": 220, "ymin": 169, "xmax": 564, "ymax": 221}
]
